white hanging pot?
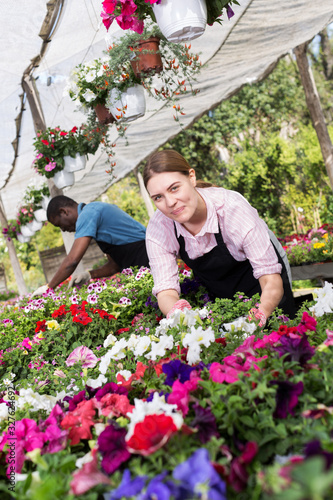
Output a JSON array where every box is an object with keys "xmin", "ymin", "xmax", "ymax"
[
  {"xmin": 41, "ymin": 196, "xmax": 51, "ymax": 211},
  {"xmin": 53, "ymin": 169, "xmax": 75, "ymax": 189},
  {"xmin": 30, "ymin": 219, "xmax": 43, "ymax": 232},
  {"xmin": 106, "ymin": 85, "xmax": 146, "ymax": 123},
  {"xmin": 64, "ymin": 154, "xmax": 87, "ymax": 173},
  {"xmin": 152, "ymin": 0, "xmax": 207, "ymax": 42},
  {"xmin": 20, "ymin": 223, "xmax": 35, "ymax": 237},
  {"xmin": 33, "ymin": 208, "xmax": 47, "ymax": 222},
  {"xmin": 17, "ymin": 233, "xmax": 31, "ymax": 244}
]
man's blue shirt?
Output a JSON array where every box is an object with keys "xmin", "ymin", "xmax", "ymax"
[{"xmin": 75, "ymin": 202, "xmax": 146, "ymax": 245}]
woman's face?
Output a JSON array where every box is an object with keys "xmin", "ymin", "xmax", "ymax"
[{"xmin": 147, "ymin": 170, "xmax": 202, "ymax": 224}]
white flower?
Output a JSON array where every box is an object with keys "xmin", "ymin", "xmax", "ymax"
[
  {"xmin": 86, "ymin": 373, "xmax": 107, "ymax": 389},
  {"xmin": 103, "ymin": 333, "xmax": 117, "ymax": 348},
  {"xmin": 85, "ymin": 69, "xmax": 97, "ymax": 83},
  {"xmin": 99, "ymin": 339, "xmax": 128, "ymax": 374},
  {"xmin": 146, "ymin": 335, "xmax": 174, "ymax": 361},
  {"xmin": 0, "ymin": 403, "xmax": 9, "ymax": 422},
  {"xmin": 127, "ymin": 334, "xmax": 140, "ymax": 350},
  {"xmin": 133, "ymin": 336, "xmax": 151, "ymax": 357},
  {"xmin": 310, "ymin": 282, "xmax": 333, "ymax": 317},
  {"xmin": 16, "ymin": 388, "xmax": 58, "ymax": 413},
  {"xmin": 186, "ymin": 343, "xmax": 202, "ymax": 365},
  {"xmin": 183, "ymin": 326, "xmax": 215, "ymax": 349},
  {"xmin": 87, "ymin": 293, "xmax": 98, "ymax": 304},
  {"xmin": 220, "ymin": 316, "xmax": 257, "ymax": 336},
  {"xmin": 83, "ymin": 89, "xmax": 96, "ymax": 103}
]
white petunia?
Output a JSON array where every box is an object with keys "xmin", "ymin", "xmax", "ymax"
[
  {"xmin": 133, "ymin": 336, "xmax": 151, "ymax": 357},
  {"xmin": 220, "ymin": 316, "xmax": 257, "ymax": 337},
  {"xmin": 83, "ymin": 89, "xmax": 96, "ymax": 103},
  {"xmin": 145, "ymin": 335, "xmax": 174, "ymax": 361},
  {"xmin": 103, "ymin": 333, "xmax": 118, "ymax": 348},
  {"xmin": 0, "ymin": 403, "xmax": 9, "ymax": 422},
  {"xmin": 186, "ymin": 343, "xmax": 202, "ymax": 365},
  {"xmin": 310, "ymin": 281, "xmax": 333, "ymax": 317},
  {"xmin": 183, "ymin": 326, "xmax": 215, "ymax": 349},
  {"xmin": 86, "ymin": 373, "xmax": 107, "ymax": 389},
  {"xmin": 116, "ymin": 369, "xmax": 132, "ymax": 381},
  {"xmin": 127, "ymin": 334, "xmax": 140, "ymax": 350}
]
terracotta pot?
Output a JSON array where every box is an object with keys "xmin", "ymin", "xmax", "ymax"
[
  {"xmin": 94, "ymin": 103, "xmax": 115, "ymax": 125},
  {"xmin": 130, "ymin": 37, "xmax": 163, "ymax": 77}
]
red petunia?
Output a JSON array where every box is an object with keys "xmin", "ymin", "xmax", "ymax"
[
  {"xmin": 73, "ymin": 313, "xmax": 92, "ymax": 325},
  {"xmin": 126, "ymin": 414, "xmax": 177, "ymax": 456},
  {"xmin": 116, "ymin": 327, "xmax": 130, "ymax": 335},
  {"xmin": 52, "ymin": 305, "xmax": 69, "ymax": 318},
  {"xmin": 35, "ymin": 319, "xmax": 47, "ymax": 333},
  {"xmin": 61, "ymin": 399, "xmax": 96, "ymax": 445},
  {"xmin": 41, "ymin": 139, "xmax": 49, "ymax": 145}
]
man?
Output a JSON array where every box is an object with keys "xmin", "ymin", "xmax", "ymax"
[{"xmin": 32, "ymin": 195, "xmax": 149, "ymax": 294}]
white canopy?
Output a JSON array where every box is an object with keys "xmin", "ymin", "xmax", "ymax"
[{"xmin": 1, "ymin": 0, "xmax": 333, "ymax": 220}]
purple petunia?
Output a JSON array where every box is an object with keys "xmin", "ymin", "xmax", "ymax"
[
  {"xmin": 98, "ymin": 422, "xmax": 131, "ymax": 474},
  {"xmin": 162, "ymin": 359, "xmax": 196, "ymax": 387},
  {"xmin": 190, "ymin": 403, "xmax": 220, "ymax": 444},
  {"xmin": 271, "ymin": 380, "xmax": 304, "ymax": 419},
  {"xmin": 273, "ymin": 334, "xmax": 315, "ymax": 366}
]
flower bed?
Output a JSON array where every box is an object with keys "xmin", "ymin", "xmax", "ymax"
[
  {"xmin": 280, "ymin": 224, "xmax": 333, "ymax": 267},
  {"xmin": 1, "ymin": 267, "xmax": 333, "ymax": 498}
]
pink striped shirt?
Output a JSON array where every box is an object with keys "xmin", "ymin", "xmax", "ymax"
[{"xmin": 146, "ymin": 187, "xmax": 282, "ymax": 297}]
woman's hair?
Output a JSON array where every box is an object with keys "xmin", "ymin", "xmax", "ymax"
[
  {"xmin": 143, "ymin": 149, "xmax": 213, "ymax": 189},
  {"xmin": 47, "ymin": 195, "xmax": 77, "ymax": 221}
]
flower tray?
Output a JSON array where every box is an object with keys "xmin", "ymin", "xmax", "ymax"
[{"xmin": 291, "ymin": 261, "xmax": 333, "ymax": 281}]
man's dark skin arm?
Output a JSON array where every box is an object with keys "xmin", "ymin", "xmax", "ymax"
[
  {"xmin": 48, "ymin": 236, "xmax": 121, "ymax": 289},
  {"xmin": 48, "ymin": 236, "xmax": 91, "ymax": 289},
  {"xmin": 90, "ymin": 255, "xmax": 120, "ymax": 279}
]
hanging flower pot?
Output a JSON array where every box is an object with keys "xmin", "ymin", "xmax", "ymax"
[
  {"xmin": 30, "ymin": 219, "xmax": 43, "ymax": 232},
  {"xmin": 33, "ymin": 208, "xmax": 47, "ymax": 223},
  {"xmin": 94, "ymin": 103, "xmax": 115, "ymax": 125},
  {"xmin": 152, "ymin": 0, "xmax": 207, "ymax": 43},
  {"xmin": 64, "ymin": 154, "xmax": 87, "ymax": 173},
  {"xmin": 130, "ymin": 37, "xmax": 163, "ymax": 77},
  {"xmin": 17, "ymin": 233, "xmax": 31, "ymax": 244},
  {"xmin": 20, "ymin": 224, "xmax": 35, "ymax": 237},
  {"xmin": 53, "ymin": 170, "xmax": 75, "ymax": 190},
  {"xmin": 41, "ymin": 195, "xmax": 51, "ymax": 211},
  {"xmin": 106, "ymin": 85, "xmax": 146, "ymax": 123}
]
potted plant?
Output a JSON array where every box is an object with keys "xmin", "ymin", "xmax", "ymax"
[
  {"xmin": 105, "ymin": 24, "xmax": 202, "ymax": 123},
  {"xmin": 101, "ymin": 0, "xmax": 238, "ymax": 41},
  {"xmin": 22, "ymin": 183, "xmax": 50, "ymax": 222},
  {"xmin": 64, "ymin": 58, "xmax": 115, "ymax": 124},
  {"xmin": 32, "ymin": 125, "xmax": 101, "ymax": 188}
]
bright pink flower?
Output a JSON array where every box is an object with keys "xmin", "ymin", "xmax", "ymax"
[
  {"xmin": 120, "ymin": 0, "xmax": 137, "ymax": 16},
  {"xmin": 233, "ymin": 335, "xmax": 257, "ymax": 358},
  {"xmin": 209, "ymin": 362, "xmax": 239, "ymax": 384},
  {"xmin": 70, "ymin": 448, "xmax": 110, "ymax": 495},
  {"xmin": 167, "ymin": 380, "xmax": 191, "ymax": 416},
  {"xmin": 12, "ymin": 419, "xmax": 46, "ymax": 472},
  {"xmin": 297, "ymin": 311, "xmax": 317, "ymax": 335},
  {"xmin": 117, "ymin": 15, "xmax": 144, "ymax": 34},
  {"xmin": 254, "ymin": 332, "xmax": 281, "ymax": 349},
  {"xmin": 66, "ymin": 346, "xmax": 98, "ymax": 369},
  {"xmin": 21, "ymin": 337, "xmax": 32, "ymax": 350}
]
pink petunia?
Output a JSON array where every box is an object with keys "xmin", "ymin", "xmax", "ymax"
[
  {"xmin": 70, "ymin": 448, "xmax": 110, "ymax": 495},
  {"xmin": 297, "ymin": 311, "xmax": 317, "ymax": 335},
  {"xmin": 209, "ymin": 362, "xmax": 239, "ymax": 384},
  {"xmin": 66, "ymin": 346, "xmax": 98, "ymax": 369}
]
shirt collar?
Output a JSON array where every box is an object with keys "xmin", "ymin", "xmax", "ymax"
[
  {"xmin": 77, "ymin": 203, "xmax": 85, "ymax": 215},
  {"xmin": 175, "ymin": 187, "xmax": 219, "ymax": 238}
]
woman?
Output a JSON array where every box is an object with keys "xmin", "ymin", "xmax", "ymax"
[{"xmin": 144, "ymin": 149, "xmax": 296, "ymax": 325}]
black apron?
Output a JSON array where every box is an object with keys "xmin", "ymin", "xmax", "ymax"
[
  {"xmin": 80, "ymin": 203, "xmax": 149, "ymax": 270},
  {"xmin": 96, "ymin": 239, "xmax": 149, "ymax": 270},
  {"xmin": 176, "ymin": 225, "xmax": 296, "ymax": 318}
]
